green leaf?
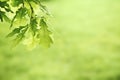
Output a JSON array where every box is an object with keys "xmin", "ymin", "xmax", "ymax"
[
  {"xmin": 0, "ymin": 11, "xmax": 4, "ymax": 22},
  {"xmin": 0, "ymin": 1, "xmax": 13, "ymax": 13},
  {"xmin": 30, "ymin": 17, "xmax": 38, "ymax": 36},
  {"xmin": 10, "ymin": 7, "xmax": 28, "ymax": 28},
  {"xmin": 16, "ymin": 7, "xmax": 28, "ymax": 19},
  {"xmin": 0, "ymin": 14, "xmax": 3, "ymax": 22},
  {"xmin": 2, "ymin": 13, "xmax": 11, "ymax": 22},
  {"xmin": 11, "ymin": 0, "xmax": 23, "ymax": 7},
  {"xmin": 0, "ymin": 1, "xmax": 9, "ymax": 8},
  {"xmin": 12, "ymin": 33, "xmax": 24, "ymax": 47},
  {"xmin": 38, "ymin": 18, "xmax": 53, "ymax": 47},
  {"xmin": 40, "ymin": 4, "xmax": 50, "ymax": 15},
  {"xmin": 6, "ymin": 27, "xmax": 24, "ymax": 37},
  {"xmin": 24, "ymin": 1, "xmax": 31, "ymax": 17},
  {"xmin": 0, "ymin": 11, "xmax": 10, "ymax": 22}
]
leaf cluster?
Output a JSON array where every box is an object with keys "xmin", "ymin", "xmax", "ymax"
[{"xmin": 0, "ymin": 0, "xmax": 53, "ymax": 48}]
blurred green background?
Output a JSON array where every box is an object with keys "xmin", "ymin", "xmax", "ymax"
[{"xmin": 0, "ymin": 0, "xmax": 120, "ymax": 80}]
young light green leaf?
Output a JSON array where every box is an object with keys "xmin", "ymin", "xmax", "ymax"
[
  {"xmin": 38, "ymin": 18, "xmax": 53, "ymax": 47},
  {"xmin": 10, "ymin": 7, "xmax": 28, "ymax": 28}
]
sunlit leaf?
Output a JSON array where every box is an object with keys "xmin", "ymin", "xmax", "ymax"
[{"xmin": 38, "ymin": 18, "xmax": 53, "ymax": 47}]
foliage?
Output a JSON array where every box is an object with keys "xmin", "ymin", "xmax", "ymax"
[{"xmin": 0, "ymin": 0, "xmax": 53, "ymax": 48}]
